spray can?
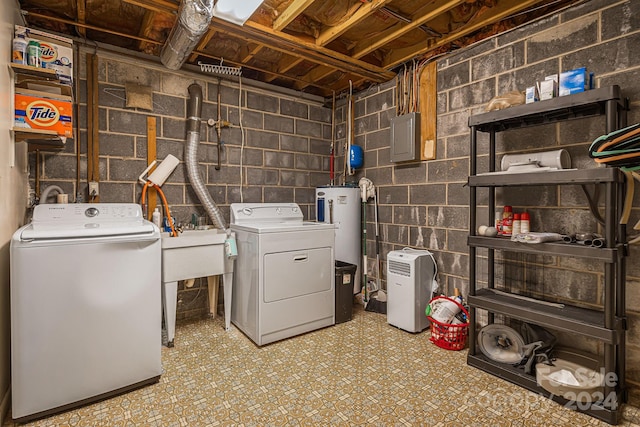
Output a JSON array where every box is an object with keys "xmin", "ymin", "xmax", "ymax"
[
  {"xmin": 521, "ymin": 212, "xmax": 530, "ymax": 233},
  {"xmin": 495, "ymin": 210, "xmax": 503, "ymax": 236},
  {"xmin": 511, "ymin": 213, "xmax": 521, "ymax": 240},
  {"xmin": 502, "ymin": 206, "xmax": 513, "ymax": 237}
]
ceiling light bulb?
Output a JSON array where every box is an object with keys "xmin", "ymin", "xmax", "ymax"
[{"xmin": 213, "ymin": 0, "xmax": 264, "ymax": 25}]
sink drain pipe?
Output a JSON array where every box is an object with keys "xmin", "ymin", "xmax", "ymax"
[{"xmin": 186, "ymin": 83, "xmax": 226, "ymax": 230}]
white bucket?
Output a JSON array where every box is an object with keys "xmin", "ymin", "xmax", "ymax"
[{"xmin": 429, "ymin": 297, "xmax": 461, "ymax": 324}]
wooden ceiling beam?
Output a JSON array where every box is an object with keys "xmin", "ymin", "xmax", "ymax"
[
  {"xmin": 292, "ymin": 65, "xmax": 337, "ymax": 91},
  {"xmin": 24, "ymin": 12, "xmax": 326, "ymax": 91},
  {"xmin": 273, "ymin": 0, "xmax": 316, "ymax": 31},
  {"xmin": 26, "ymin": 11, "xmax": 164, "ymax": 46},
  {"xmin": 238, "ymin": 20, "xmax": 395, "ymax": 83},
  {"xmin": 240, "ymin": 43, "xmax": 264, "ymax": 63},
  {"xmin": 76, "ymin": 0, "xmax": 86, "ymax": 37},
  {"xmin": 189, "ymin": 28, "xmax": 218, "ymax": 62},
  {"xmin": 383, "ymin": 0, "xmax": 546, "ymax": 68},
  {"xmin": 121, "ymin": 0, "xmax": 177, "ymax": 15},
  {"xmin": 138, "ymin": 10, "xmax": 157, "ymax": 51},
  {"xmin": 351, "ymin": 0, "xmax": 465, "ymax": 59},
  {"xmin": 315, "ymin": 0, "xmax": 394, "ymax": 47},
  {"xmin": 193, "ymin": 49, "xmax": 331, "ymax": 95},
  {"xmin": 117, "ymin": 0, "xmax": 394, "ymax": 86},
  {"xmin": 264, "ymin": 56, "xmax": 304, "ymax": 82}
]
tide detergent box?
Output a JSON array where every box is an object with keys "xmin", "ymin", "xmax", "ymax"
[
  {"xmin": 15, "ymin": 25, "xmax": 73, "ymax": 85},
  {"xmin": 15, "ymin": 92, "xmax": 73, "ymax": 137}
]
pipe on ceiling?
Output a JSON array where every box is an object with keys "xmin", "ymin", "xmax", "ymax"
[{"xmin": 160, "ymin": 0, "xmax": 214, "ymax": 70}]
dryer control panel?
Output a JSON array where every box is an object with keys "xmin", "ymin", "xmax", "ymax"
[{"xmin": 230, "ymin": 203, "xmax": 302, "ymax": 225}]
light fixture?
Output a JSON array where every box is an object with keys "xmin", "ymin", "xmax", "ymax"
[{"xmin": 213, "ymin": 0, "xmax": 264, "ymax": 26}]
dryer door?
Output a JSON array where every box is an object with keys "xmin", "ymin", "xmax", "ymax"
[{"xmin": 263, "ymin": 247, "xmax": 332, "ymax": 302}]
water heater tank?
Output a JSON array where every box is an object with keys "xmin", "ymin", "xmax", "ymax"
[{"xmin": 316, "ymin": 186, "xmax": 361, "ymax": 294}]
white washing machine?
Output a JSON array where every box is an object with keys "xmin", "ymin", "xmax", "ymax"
[
  {"xmin": 11, "ymin": 203, "xmax": 162, "ymax": 422},
  {"xmin": 230, "ymin": 203, "xmax": 335, "ymax": 346}
]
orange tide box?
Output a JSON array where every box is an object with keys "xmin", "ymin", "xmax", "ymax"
[{"xmin": 14, "ymin": 92, "xmax": 73, "ymax": 137}]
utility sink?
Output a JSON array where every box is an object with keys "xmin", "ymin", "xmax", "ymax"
[
  {"xmin": 160, "ymin": 229, "xmax": 235, "ymax": 346},
  {"xmin": 161, "ymin": 229, "xmax": 228, "ymax": 282}
]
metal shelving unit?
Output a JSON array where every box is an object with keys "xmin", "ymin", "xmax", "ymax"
[{"xmin": 467, "ymin": 85, "xmax": 628, "ymax": 425}]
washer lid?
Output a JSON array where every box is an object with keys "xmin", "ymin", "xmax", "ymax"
[
  {"xmin": 477, "ymin": 324, "xmax": 526, "ymax": 364},
  {"xmin": 20, "ymin": 203, "xmax": 155, "ymax": 240}
]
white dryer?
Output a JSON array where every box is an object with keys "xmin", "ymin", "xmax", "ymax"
[{"xmin": 230, "ymin": 203, "xmax": 335, "ymax": 346}]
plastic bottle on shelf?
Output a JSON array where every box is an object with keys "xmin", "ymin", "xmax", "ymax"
[
  {"xmin": 502, "ymin": 205, "xmax": 513, "ymax": 237},
  {"xmin": 521, "ymin": 212, "xmax": 530, "ymax": 233},
  {"xmin": 12, "ymin": 31, "xmax": 28, "ymax": 65},
  {"xmin": 152, "ymin": 208, "xmax": 161, "ymax": 229},
  {"xmin": 496, "ymin": 210, "xmax": 503, "ymax": 236},
  {"xmin": 511, "ymin": 213, "xmax": 521, "ymax": 240},
  {"xmin": 26, "ymin": 40, "xmax": 41, "ymax": 68}
]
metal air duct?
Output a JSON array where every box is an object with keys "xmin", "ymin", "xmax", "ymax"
[
  {"xmin": 160, "ymin": 0, "xmax": 214, "ymax": 70},
  {"xmin": 186, "ymin": 83, "xmax": 226, "ymax": 229}
]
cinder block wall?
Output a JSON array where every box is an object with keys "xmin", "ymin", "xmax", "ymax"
[
  {"xmin": 33, "ymin": 51, "xmax": 332, "ymax": 320},
  {"xmin": 351, "ymin": 0, "xmax": 640, "ymax": 392}
]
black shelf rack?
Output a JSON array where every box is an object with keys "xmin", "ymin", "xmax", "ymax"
[{"xmin": 467, "ymin": 85, "xmax": 628, "ymax": 425}]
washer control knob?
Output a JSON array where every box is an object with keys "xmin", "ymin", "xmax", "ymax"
[
  {"xmin": 242, "ymin": 207, "xmax": 253, "ymax": 216},
  {"xmin": 85, "ymin": 207, "xmax": 99, "ymax": 218}
]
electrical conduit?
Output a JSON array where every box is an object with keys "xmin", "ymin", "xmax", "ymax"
[{"xmin": 186, "ymin": 83, "xmax": 226, "ymax": 230}]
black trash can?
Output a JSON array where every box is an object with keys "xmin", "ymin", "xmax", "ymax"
[{"xmin": 335, "ymin": 260, "xmax": 357, "ymax": 324}]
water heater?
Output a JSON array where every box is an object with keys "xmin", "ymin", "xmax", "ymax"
[{"xmin": 316, "ymin": 186, "xmax": 361, "ymax": 294}]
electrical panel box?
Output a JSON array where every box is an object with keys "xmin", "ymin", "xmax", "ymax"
[{"xmin": 390, "ymin": 112, "xmax": 420, "ymax": 163}]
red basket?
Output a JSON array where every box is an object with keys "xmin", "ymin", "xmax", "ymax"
[{"xmin": 426, "ymin": 296, "xmax": 470, "ymax": 351}]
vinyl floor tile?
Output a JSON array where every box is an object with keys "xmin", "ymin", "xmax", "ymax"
[{"xmin": 4, "ymin": 306, "xmax": 640, "ymax": 426}]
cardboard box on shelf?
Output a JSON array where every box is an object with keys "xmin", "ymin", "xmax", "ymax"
[
  {"xmin": 559, "ymin": 67, "xmax": 592, "ymax": 96},
  {"xmin": 539, "ymin": 79, "xmax": 557, "ymax": 100},
  {"xmin": 14, "ymin": 91, "xmax": 73, "ymax": 138},
  {"xmin": 525, "ymin": 86, "xmax": 539, "ymax": 104},
  {"xmin": 15, "ymin": 25, "xmax": 73, "ymax": 85}
]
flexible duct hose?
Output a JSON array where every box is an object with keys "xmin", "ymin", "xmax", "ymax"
[
  {"xmin": 186, "ymin": 83, "xmax": 226, "ymax": 229},
  {"xmin": 40, "ymin": 185, "xmax": 65, "ymax": 204}
]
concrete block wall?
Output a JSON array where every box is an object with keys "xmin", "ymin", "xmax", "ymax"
[
  {"xmin": 352, "ymin": 0, "xmax": 640, "ymax": 392},
  {"xmin": 32, "ymin": 51, "xmax": 332, "ymax": 320}
]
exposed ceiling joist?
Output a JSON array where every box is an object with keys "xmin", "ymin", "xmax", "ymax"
[
  {"xmin": 273, "ymin": 0, "xmax": 315, "ymax": 31},
  {"xmin": 384, "ymin": 0, "xmax": 546, "ymax": 68},
  {"xmin": 352, "ymin": 0, "xmax": 464, "ymax": 59},
  {"xmin": 19, "ymin": 0, "xmax": 580, "ymax": 97},
  {"xmin": 76, "ymin": 0, "xmax": 86, "ymax": 37},
  {"xmin": 121, "ymin": 0, "xmax": 176, "ymax": 15},
  {"xmin": 315, "ymin": 0, "xmax": 394, "ymax": 47},
  {"xmin": 231, "ymin": 20, "xmax": 396, "ymax": 83}
]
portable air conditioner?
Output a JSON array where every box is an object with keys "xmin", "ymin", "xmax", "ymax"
[{"xmin": 386, "ymin": 249, "xmax": 437, "ymax": 333}]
